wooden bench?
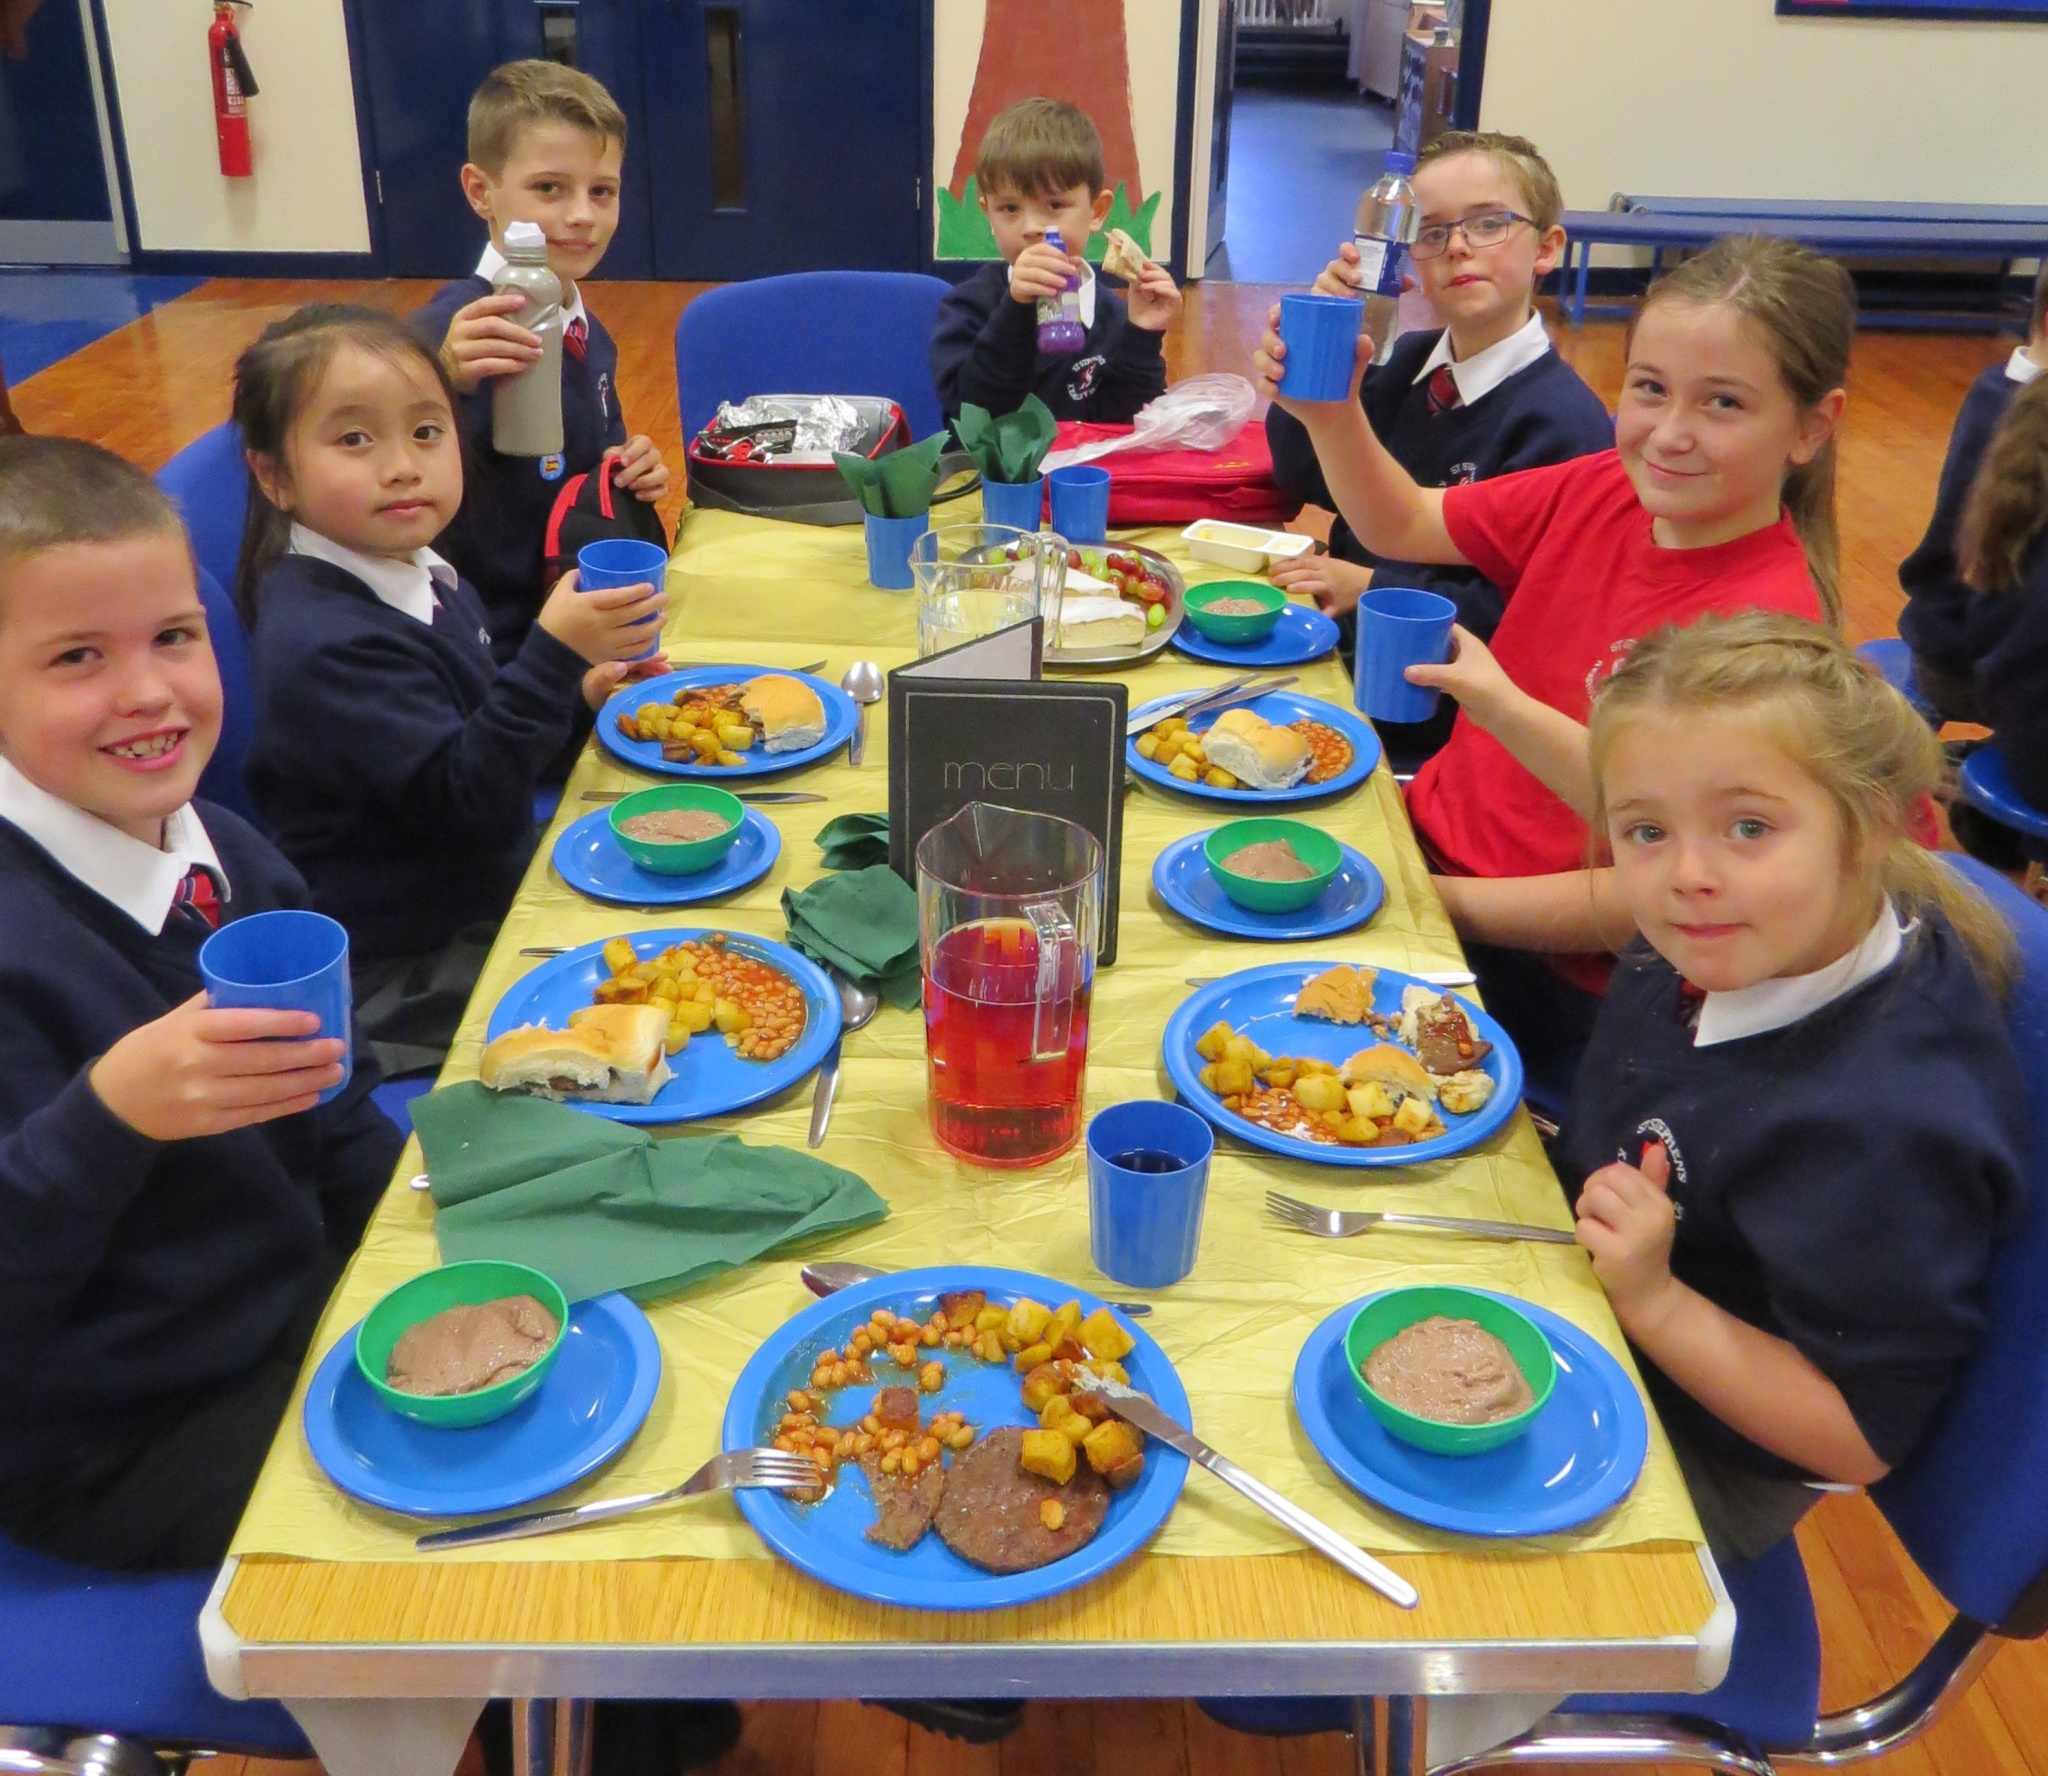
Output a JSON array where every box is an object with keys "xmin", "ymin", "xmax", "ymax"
[{"xmin": 1556, "ymin": 206, "xmax": 2048, "ymax": 327}]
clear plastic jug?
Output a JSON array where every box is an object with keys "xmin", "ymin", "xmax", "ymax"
[
  {"xmin": 910, "ymin": 523, "xmax": 1069, "ymax": 659},
  {"xmin": 916, "ymin": 803, "xmax": 1103, "ymax": 1167}
]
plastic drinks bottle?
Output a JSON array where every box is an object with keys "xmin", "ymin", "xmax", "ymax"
[
  {"xmin": 490, "ymin": 220, "xmax": 565, "ymax": 456},
  {"xmin": 1036, "ymin": 228, "xmax": 1087, "ymax": 356},
  {"xmin": 1354, "ymin": 150, "xmax": 1419, "ymax": 367}
]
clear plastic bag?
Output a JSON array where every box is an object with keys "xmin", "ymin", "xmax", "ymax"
[{"xmin": 1040, "ymin": 374, "xmax": 1258, "ymax": 470}]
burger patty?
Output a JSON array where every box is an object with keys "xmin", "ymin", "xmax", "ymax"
[
  {"xmin": 933, "ymin": 1426, "xmax": 1110, "ymax": 1573},
  {"xmin": 861, "ymin": 1456, "xmax": 947, "ymax": 1551}
]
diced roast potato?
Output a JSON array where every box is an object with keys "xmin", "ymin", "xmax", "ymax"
[
  {"xmin": 1007, "ymin": 1299, "xmax": 1052, "ymax": 1345},
  {"xmin": 1392, "ymin": 1095, "xmax": 1436, "ymax": 1136},
  {"xmin": 940, "ymin": 1290, "xmax": 986, "ymax": 1326},
  {"xmin": 1291, "ymin": 1073, "xmax": 1348, "ymax": 1115},
  {"xmin": 1019, "ymin": 1428, "xmax": 1077, "ymax": 1485},
  {"xmin": 1019, "ymin": 1365, "xmax": 1070, "ymax": 1413},
  {"xmin": 1082, "ymin": 1419, "xmax": 1143, "ymax": 1477},
  {"xmin": 1048, "ymin": 1299, "xmax": 1085, "ymax": 1348},
  {"xmin": 1199, "ymin": 1059, "xmax": 1255, "ymax": 1097},
  {"xmin": 1195, "ymin": 1021, "xmax": 1235, "ymax": 1063},
  {"xmin": 1012, "ymin": 1341, "xmax": 1053, "ymax": 1373},
  {"xmin": 1077, "ymin": 1308, "xmax": 1134, "ymax": 1361},
  {"xmin": 1106, "ymin": 1453, "xmax": 1145, "ymax": 1490},
  {"xmin": 1346, "ymin": 1080, "xmax": 1395, "ymax": 1121}
]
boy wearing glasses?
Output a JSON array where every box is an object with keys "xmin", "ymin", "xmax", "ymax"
[{"xmin": 1266, "ymin": 131, "xmax": 1611, "ymax": 767}]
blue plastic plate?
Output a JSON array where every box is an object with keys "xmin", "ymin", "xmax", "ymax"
[
  {"xmin": 551, "ymin": 807, "xmax": 781, "ymax": 907},
  {"xmin": 596, "ymin": 666, "xmax": 858, "ymax": 779},
  {"xmin": 1151, "ymin": 830, "xmax": 1384, "ymax": 942},
  {"xmin": 723, "ymin": 1265, "xmax": 1191, "ymax": 1610},
  {"xmin": 1293, "ymin": 1290, "xmax": 1648, "ymax": 1537},
  {"xmin": 1172, "ymin": 602, "xmax": 1340, "ymax": 668},
  {"xmin": 303, "ymin": 1293, "xmax": 662, "ymax": 1519},
  {"xmin": 1162, "ymin": 963, "xmax": 1523, "ymax": 1169},
  {"xmin": 485, "ymin": 928, "xmax": 841, "ymax": 1126},
  {"xmin": 1127, "ymin": 690, "xmax": 1380, "ymax": 805}
]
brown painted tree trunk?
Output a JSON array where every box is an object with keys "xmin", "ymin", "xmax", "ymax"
[{"xmin": 949, "ymin": 0, "xmax": 1145, "ymax": 200}]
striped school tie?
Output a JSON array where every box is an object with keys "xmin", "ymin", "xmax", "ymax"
[
  {"xmin": 1425, "ymin": 363, "xmax": 1462, "ymax": 417},
  {"xmin": 564, "ymin": 316, "xmax": 589, "ymax": 360},
  {"xmin": 171, "ymin": 864, "xmax": 223, "ymax": 931}
]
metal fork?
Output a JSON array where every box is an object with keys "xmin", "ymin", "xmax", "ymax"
[
  {"xmin": 414, "ymin": 1447, "xmax": 823, "ymax": 1552},
  {"xmin": 1265, "ymin": 1191, "xmax": 1577, "ymax": 1246}
]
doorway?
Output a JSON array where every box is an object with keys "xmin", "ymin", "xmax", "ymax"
[{"xmin": 0, "ymin": 0, "xmax": 128, "ymax": 266}]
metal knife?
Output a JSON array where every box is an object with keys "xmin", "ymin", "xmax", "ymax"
[
  {"xmin": 1183, "ymin": 969, "xmax": 1477, "ymax": 989},
  {"xmin": 1127, "ymin": 673, "xmax": 1300, "ymax": 738},
  {"xmin": 580, "ymin": 790, "xmax": 829, "ymax": 805},
  {"xmin": 1073, "ymin": 1374, "xmax": 1418, "ymax": 1610}
]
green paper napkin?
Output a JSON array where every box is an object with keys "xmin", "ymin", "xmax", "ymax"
[
  {"xmin": 835, "ymin": 432, "xmax": 951, "ymax": 519},
  {"xmin": 816, "ymin": 811, "xmax": 890, "ymax": 873},
  {"xmin": 953, "ymin": 396, "xmax": 1057, "ymax": 487},
  {"xmin": 783, "ymin": 864, "xmax": 922, "ymax": 1009},
  {"xmin": 412, "ymin": 1083, "xmax": 889, "ymax": 1303}
]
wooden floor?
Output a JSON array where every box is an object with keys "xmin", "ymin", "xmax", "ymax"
[{"xmin": 18, "ymin": 279, "xmax": 2034, "ymax": 1776}]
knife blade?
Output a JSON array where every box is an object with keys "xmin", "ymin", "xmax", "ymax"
[
  {"xmin": 1127, "ymin": 673, "xmax": 1300, "ymax": 738},
  {"xmin": 1182, "ymin": 969, "xmax": 1478, "ymax": 989},
  {"xmin": 1074, "ymin": 1374, "xmax": 1418, "ymax": 1610},
  {"xmin": 580, "ymin": 790, "xmax": 829, "ymax": 804},
  {"xmin": 1125, "ymin": 671, "xmax": 1259, "ymax": 736}
]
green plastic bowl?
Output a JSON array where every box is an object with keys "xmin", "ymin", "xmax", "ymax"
[
  {"xmin": 1182, "ymin": 580, "xmax": 1288, "ymax": 644},
  {"xmin": 354, "ymin": 1261, "xmax": 570, "ymax": 1428},
  {"xmin": 608, "ymin": 784, "xmax": 746, "ymax": 875},
  {"xmin": 1344, "ymin": 1286, "xmax": 1557, "ymax": 1455},
  {"xmin": 1203, "ymin": 818, "xmax": 1343, "ymax": 913}
]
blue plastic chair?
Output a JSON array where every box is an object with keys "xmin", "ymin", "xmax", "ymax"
[
  {"xmin": 370, "ymin": 1073, "xmax": 436, "ymax": 1135},
  {"xmin": 1959, "ymin": 747, "xmax": 2048, "ymax": 844},
  {"xmin": 674, "ymin": 271, "xmax": 953, "ymax": 449},
  {"xmin": 1855, "ymin": 637, "xmax": 1942, "ymax": 727},
  {"xmin": 1430, "ymin": 853, "xmax": 2048, "ymax": 1774},
  {"xmin": 186, "ymin": 566, "xmax": 262, "ymax": 832},
  {"xmin": 0, "ymin": 1533, "xmax": 309, "ymax": 1769},
  {"xmin": 154, "ymin": 421, "xmax": 248, "ymax": 598}
]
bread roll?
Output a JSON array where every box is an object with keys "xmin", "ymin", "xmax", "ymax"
[
  {"xmin": 1102, "ymin": 228, "xmax": 1148, "ymax": 283},
  {"xmin": 1200, "ymin": 708, "xmax": 1312, "ymax": 791},
  {"xmin": 739, "ymin": 674, "xmax": 827, "ymax": 753},
  {"xmin": 481, "ymin": 1005, "xmax": 673, "ymax": 1104},
  {"xmin": 1339, "ymin": 1043, "xmax": 1438, "ymax": 1103},
  {"xmin": 1295, "ymin": 964, "xmax": 1377, "ymax": 1025},
  {"xmin": 566, "ymin": 1004, "xmax": 673, "ymax": 1102}
]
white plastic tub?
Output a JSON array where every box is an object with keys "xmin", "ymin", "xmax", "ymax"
[{"xmin": 1180, "ymin": 519, "xmax": 1316, "ymax": 573}]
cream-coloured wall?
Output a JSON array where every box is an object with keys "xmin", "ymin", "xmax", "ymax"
[
  {"xmin": 932, "ymin": 0, "xmax": 1184, "ymax": 257},
  {"xmin": 101, "ymin": 0, "xmax": 370, "ymax": 254},
  {"xmin": 1480, "ymin": 0, "xmax": 2048, "ymax": 210}
]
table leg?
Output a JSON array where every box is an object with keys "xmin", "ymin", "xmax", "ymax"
[
  {"xmin": 510, "ymin": 1699, "xmax": 594, "ymax": 1776},
  {"xmin": 1349, "ymin": 1696, "xmax": 1378, "ymax": 1776},
  {"xmin": 1385, "ymin": 1696, "xmax": 1423, "ymax": 1776}
]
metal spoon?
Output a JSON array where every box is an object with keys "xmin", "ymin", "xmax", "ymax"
[
  {"xmin": 841, "ymin": 660, "xmax": 885, "ymax": 766},
  {"xmin": 807, "ymin": 969, "xmax": 881, "ymax": 1147},
  {"xmin": 800, "ymin": 1261, "xmax": 1152, "ymax": 1319}
]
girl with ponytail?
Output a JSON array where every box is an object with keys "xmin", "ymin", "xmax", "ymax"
[
  {"xmin": 1254, "ymin": 236, "xmax": 1854, "ymax": 1110},
  {"xmin": 1551, "ymin": 609, "xmax": 2025, "ymax": 1562}
]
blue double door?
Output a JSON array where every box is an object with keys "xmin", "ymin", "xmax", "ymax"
[{"xmin": 356, "ymin": 0, "xmax": 925, "ymax": 281}]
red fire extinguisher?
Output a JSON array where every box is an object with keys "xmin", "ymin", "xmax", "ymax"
[{"xmin": 209, "ymin": 1, "xmax": 259, "ymax": 179}]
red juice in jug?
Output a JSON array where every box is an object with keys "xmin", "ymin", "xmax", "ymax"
[{"xmin": 924, "ymin": 916, "xmax": 1091, "ymax": 1167}]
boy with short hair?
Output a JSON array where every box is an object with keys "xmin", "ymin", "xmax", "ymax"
[
  {"xmin": 1265, "ymin": 130, "xmax": 1612, "ymax": 767},
  {"xmin": 413, "ymin": 59, "xmax": 668, "ymax": 663},
  {"xmin": 0, "ymin": 437, "xmax": 399, "ymax": 1571},
  {"xmin": 1897, "ymin": 260, "xmax": 2048, "ymax": 723},
  {"xmin": 932, "ymin": 97, "xmax": 1183, "ymax": 424}
]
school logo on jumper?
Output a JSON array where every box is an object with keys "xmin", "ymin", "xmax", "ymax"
[
  {"xmin": 539, "ymin": 454, "xmax": 566, "ymax": 482},
  {"xmin": 1623, "ymin": 1117, "xmax": 1689, "ymax": 1217},
  {"xmin": 1448, "ymin": 461, "xmax": 1479, "ymax": 486},
  {"xmin": 1585, "ymin": 635, "xmax": 1638, "ymax": 701},
  {"xmin": 597, "ymin": 371, "xmax": 613, "ymax": 418},
  {"xmin": 1066, "ymin": 355, "xmax": 1106, "ymax": 402}
]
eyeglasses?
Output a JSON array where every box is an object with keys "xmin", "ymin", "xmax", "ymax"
[{"xmin": 1408, "ymin": 210, "xmax": 1533, "ymax": 261}]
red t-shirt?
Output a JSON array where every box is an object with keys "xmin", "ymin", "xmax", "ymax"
[{"xmin": 1405, "ymin": 450, "xmax": 1823, "ymax": 988}]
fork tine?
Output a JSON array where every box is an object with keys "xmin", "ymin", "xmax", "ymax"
[{"xmin": 1264, "ymin": 1194, "xmax": 1323, "ymax": 1232}]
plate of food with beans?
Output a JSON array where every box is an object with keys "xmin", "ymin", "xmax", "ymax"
[
  {"xmin": 722, "ymin": 1266, "xmax": 1191, "ymax": 1609},
  {"xmin": 482, "ymin": 929, "xmax": 840, "ymax": 1126}
]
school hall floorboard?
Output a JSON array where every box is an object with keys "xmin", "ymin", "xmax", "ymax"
[{"xmin": 14, "ymin": 278, "xmax": 2029, "ymax": 1776}]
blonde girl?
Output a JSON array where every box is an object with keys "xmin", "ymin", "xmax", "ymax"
[
  {"xmin": 1254, "ymin": 236, "xmax": 1854, "ymax": 1109},
  {"xmin": 1553, "ymin": 610, "xmax": 2024, "ymax": 1562}
]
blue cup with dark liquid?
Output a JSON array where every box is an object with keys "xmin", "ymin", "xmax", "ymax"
[{"xmin": 1087, "ymin": 1100, "xmax": 1214, "ymax": 1288}]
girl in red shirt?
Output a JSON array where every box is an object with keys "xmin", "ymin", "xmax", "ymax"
[{"xmin": 1253, "ymin": 236, "xmax": 1853, "ymax": 1109}]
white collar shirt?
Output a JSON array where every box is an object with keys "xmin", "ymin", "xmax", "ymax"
[
  {"xmin": 1693, "ymin": 902, "xmax": 1909, "ymax": 1048},
  {"xmin": 474, "ymin": 242, "xmax": 589, "ymax": 333},
  {"xmin": 1412, "ymin": 308, "xmax": 1551, "ymax": 407},
  {"xmin": 0, "ymin": 757, "xmax": 229, "ymax": 936},
  {"xmin": 2007, "ymin": 346, "xmax": 2044, "ymax": 386},
  {"xmin": 290, "ymin": 523, "xmax": 457, "ymax": 629}
]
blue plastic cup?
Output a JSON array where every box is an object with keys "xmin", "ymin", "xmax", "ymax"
[
  {"xmin": 1047, "ymin": 465, "xmax": 1112, "ymax": 545},
  {"xmin": 981, "ymin": 476, "xmax": 1045, "ymax": 532},
  {"xmin": 198, "ymin": 909, "xmax": 353, "ymax": 1106},
  {"xmin": 1277, "ymin": 292, "xmax": 1367, "ymax": 402},
  {"xmin": 864, "ymin": 510, "xmax": 928, "ymax": 590},
  {"xmin": 1087, "ymin": 1100, "xmax": 1214, "ymax": 1289},
  {"xmin": 577, "ymin": 537, "xmax": 670, "ymax": 660},
  {"xmin": 1355, "ymin": 586, "xmax": 1458, "ymax": 724}
]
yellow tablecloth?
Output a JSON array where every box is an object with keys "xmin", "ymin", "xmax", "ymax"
[{"xmin": 230, "ymin": 504, "xmax": 1701, "ymax": 1567}]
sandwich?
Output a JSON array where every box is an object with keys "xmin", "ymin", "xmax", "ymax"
[
  {"xmin": 1200, "ymin": 708, "xmax": 1312, "ymax": 791},
  {"xmin": 1102, "ymin": 228, "xmax": 1148, "ymax": 283},
  {"xmin": 1338, "ymin": 1043, "xmax": 1438, "ymax": 1104},
  {"xmin": 739, "ymin": 674, "xmax": 827, "ymax": 754},
  {"xmin": 1056, "ymin": 594, "xmax": 1145, "ymax": 650},
  {"xmin": 1295, "ymin": 964, "xmax": 1377, "ymax": 1025},
  {"xmin": 479, "ymin": 1003, "xmax": 673, "ymax": 1104}
]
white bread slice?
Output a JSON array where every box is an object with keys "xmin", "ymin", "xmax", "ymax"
[{"xmin": 1200, "ymin": 708, "xmax": 1312, "ymax": 790}]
